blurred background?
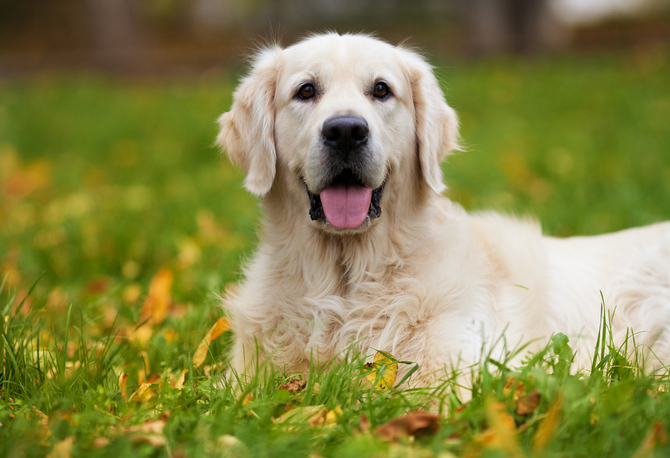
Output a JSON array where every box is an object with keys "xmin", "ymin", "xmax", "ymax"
[
  {"xmin": 1, "ymin": 0, "xmax": 670, "ymax": 317},
  {"xmin": 2, "ymin": 0, "xmax": 670, "ymax": 74}
]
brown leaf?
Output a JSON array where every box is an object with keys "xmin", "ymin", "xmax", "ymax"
[
  {"xmin": 632, "ymin": 421, "xmax": 668, "ymax": 458},
  {"xmin": 374, "ymin": 410, "xmax": 440, "ymax": 442},
  {"xmin": 193, "ymin": 318, "xmax": 231, "ymax": 367},
  {"xmin": 517, "ymin": 389, "xmax": 541, "ymax": 416},
  {"xmin": 357, "ymin": 414, "xmax": 371, "ymax": 434},
  {"xmin": 279, "ymin": 379, "xmax": 306, "ymax": 393},
  {"xmin": 140, "ymin": 268, "xmax": 173, "ymax": 325},
  {"xmin": 146, "ymin": 373, "xmax": 161, "ymax": 384}
]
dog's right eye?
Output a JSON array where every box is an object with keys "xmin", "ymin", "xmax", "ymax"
[{"xmin": 297, "ymin": 84, "xmax": 316, "ymax": 100}]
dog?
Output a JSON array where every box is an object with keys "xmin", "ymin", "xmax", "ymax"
[{"xmin": 217, "ymin": 32, "xmax": 670, "ymax": 384}]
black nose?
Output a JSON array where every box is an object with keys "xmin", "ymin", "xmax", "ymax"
[{"xmin": 321, "ymin": 116, "xmax": 369, "ymax": 157}]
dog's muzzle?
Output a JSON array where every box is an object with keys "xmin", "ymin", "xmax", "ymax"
[{"xmin": 303, "ymin": 115, "xmax": 385, "ymax": 230}]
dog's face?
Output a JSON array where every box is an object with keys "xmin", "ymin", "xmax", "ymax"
[{"xmin": 218, "ymin": 33, "xmax": 459, "ymax": 234}]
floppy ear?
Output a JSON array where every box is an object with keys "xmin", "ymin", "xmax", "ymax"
[
  {"xmin": 217, "ymin": 46, "xmax": 282, "ymax": 196},
  {"xmin": 398, "ymin": 48, "xmax": 460, "ymax": 195}
]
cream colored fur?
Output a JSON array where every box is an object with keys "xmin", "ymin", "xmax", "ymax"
[{"xmin": 217, "ymin": 33, "xmax": 670, "ymax": 384}]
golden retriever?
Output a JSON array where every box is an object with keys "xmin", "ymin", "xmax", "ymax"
[{"xmin": 217, "ymin": 32, "xmax": 670, "ymax": 383}]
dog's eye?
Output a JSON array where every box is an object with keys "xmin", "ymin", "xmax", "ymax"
[
  {"xmin": 297, "ymin": 84, "xmax": 316, "ymax": 100},
  {"xmin": 373, "ymin": 82, "xmax": 390, "ymax": 99}
]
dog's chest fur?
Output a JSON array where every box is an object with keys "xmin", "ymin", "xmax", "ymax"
[{"xmin": 223, "ymin": 200, "xmax": 545, "ymax": 378}]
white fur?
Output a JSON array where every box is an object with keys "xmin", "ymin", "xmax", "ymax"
[{"xmin": 217, "ymin": 33, "xmax": 670, "ymax": 384}]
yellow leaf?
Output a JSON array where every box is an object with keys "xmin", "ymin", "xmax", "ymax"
[
  {"xmin": 533, "ymin": 396, "xmax": 563, "ymax": 452},
  {"xmin": 193, "ymin": 318, "xmax": 231, "ymax": 367},
  {"xmin": 364, "ymin": 351, "xmax": 398, "ymax": 391},
  {"xmin": 141, "ymin": 268, "xmax": 173, "ymax": 325},
  {"xmin": 275, "ymin": 405, "xmax": 327, "ymax": 427},
  {"xmin": 325, "ymin": 406, "xmax": 343, "ymax": 427},
  {"xmin": 119, "ymin": 373, "xmax": 128, "ymax": 400},
  {"xmin": 171, "ymin": 369, "xmax": 188, "ymax": 390},
  {"xmin": 128, "ymin": 383, "xmax": 154, "ymax": 403},
  {"xmin": 482, "ymin": 399, "xmax": 521, "ymax": 456},
  {"xmin": 46, "ymin": 437, "xmax": 74, "ymax": 458}
]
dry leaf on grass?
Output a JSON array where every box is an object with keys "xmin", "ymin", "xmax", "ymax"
[
  {"xmin": 632, "ymin": 421, "xmax": 669, "ymax": 458},
  {"xmin": 374, "ymin": 410, "xmax": 440, "ymax": 442},
  {"xmin": 171, "ymin": 369, "xmax": 189, "ymax": 390},
  {"xmin": 363, "ymin": 351, "xmax": 398, "ymax": 391},
  {"xmin": 357, "ymin": 414, "xmax": 371, "ymax": 434},
  {"xmin": 118, "ymin": 373, "xmax": 128, "ymax": 400},
  {"xmin": 279, "ymin": 379, "xmax": 306, "ymax": 393},
  {"xmin": 476, "ymin": 400, "xmax": 522, "ymax": 456},
  {"xmin": 517, "ymin": 389, "xmax": 541, "ymax": 416},
  {"xmin": 46, "ymin": 437, "xmax": 74, "ymax": 458},
  {"xmin": 193, "ymin": 318, "xmax": 231, "ymax": 367},
  {"xmin": 128, "ymin": 382, "xmax": 154, "ymax": 403},
  {"xmin": 275, "ymin": 405, "xmax": 342, "ymax": 428},
  {"xmin": 92, "ymin": 437, "xmax": 110, "ymax": 448},
  {"xmin": 140, "ymin": 268, "xmax": 173, "ymax": 325},
  {"xmin": 533, "ymin": 396, "xmax": 562, "ymax": 452},
  {"xmin": 124, "ymin": 419, "xmax": 168, "ymax": 447}
]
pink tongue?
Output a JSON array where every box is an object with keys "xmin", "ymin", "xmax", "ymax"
[{"xmin": 320, "ymin": 184, "xmax": 372, "ymax": 229}]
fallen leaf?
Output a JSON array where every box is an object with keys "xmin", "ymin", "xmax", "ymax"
[
  {"xmin": 480, "ymin": 399, "xmax": 521, "ymax": 456},
  {"xmin": 279, "ymin": 379, "xmax": 306, "ymax": 393},
  {"xmin": 140, "ymin": 268, "xmax": 173, "ymax": 325},
  {"xmin": 203, "ymin": 363, "xmax": 226, "ymax": 377},
  {"xmin": 274, "ymin": 405, "xmax": 342, "ymax": 428},
  {"xmin": 4, "ymin": 159, "xmax": 52, "ymax": 199},
  {"xmin": 357, "ymin": 414, "xmax": 371, "ymax": 434},
  {"xmin": 275, "ymin": 405, "xmax": 327, "ymax": 426},
  {"xmin": 46, "ymin": 437, "xmax": 74, "ymax": 458},
  {"xmin": 364, "ymin": 351, "xmax": 398, "ymax": 391},
  {"xmin": 216, "ymin": 435, "xmax": 248, "ymax": 455},
  {"xmin": 92, "ymin": 437, "xmax": 110, "ymax": 448},
  {"xmin": 171, "ymin": 369, "xmax": 188, "ymax": 390},
  {"xmin": 241, "ymin": 393, "xmax": 253, "ymax": 406},
  {"xmin": 374, "ymin": 410, "xmax": 440, "ymax": 442},
  {"xmin": 124, "ymin": 419, "xmax": 166, "ymax": 434},
  {"xmin": 517, "ymin": 389, "xmax": 541, "ymax": 416},
  {"xmin": 127, "ymin": 433, "xmax": 166, "ymax": 447},
  {"xmin": 533, "ymin": 396, "xmax": 562, "ymax": 452},
  {"xmin": 146, "ymin": 373, "xmax": 161, "ymax": 384},
  {"xmin": 193, "ymin": 318, "xmax": 231, "ymax": 367},
  {"xmin": 31, "ymin": 407, "xmax": 49, "ymax": 429},
  {"xmin": 633, "ymin": 421, "xmax": 668, "ymax": 458},
  {"xmin": 128, "ymin": 383, "xmax": 154, "ymax": 403},
  {"xmin": 119, "ymin": 373, "xmax": 128, "ymax": 400},
  {"xmin": 324, "ymin": 406, "xmax": 343, "ymax": 427}
]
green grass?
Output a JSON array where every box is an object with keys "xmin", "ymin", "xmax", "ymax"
[{"xmin": 1, "ymin": 47, "xmax": 670, "ymax": 457}]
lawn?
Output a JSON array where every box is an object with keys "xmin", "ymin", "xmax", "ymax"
[{"xmin": 1, "ymin": 47, "xmax": 670, "ymax": 457}]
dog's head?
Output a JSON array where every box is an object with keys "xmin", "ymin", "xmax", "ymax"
[{"xmin": 218, "ymin": 33, "xmax": 459, "ymax": 233}]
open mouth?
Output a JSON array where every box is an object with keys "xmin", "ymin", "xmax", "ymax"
[{"xmin": 306, "ymin": 169, "xmax": 384, "ymax": 230}]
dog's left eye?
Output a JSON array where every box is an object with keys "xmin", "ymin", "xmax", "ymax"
[
  {"xmin": 297, "ymin": 84, "xmax": 316, "ymax": 100},
  {"xmin": 373, "ymin": 82, "xmax": 390, "ymax": 99}
]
